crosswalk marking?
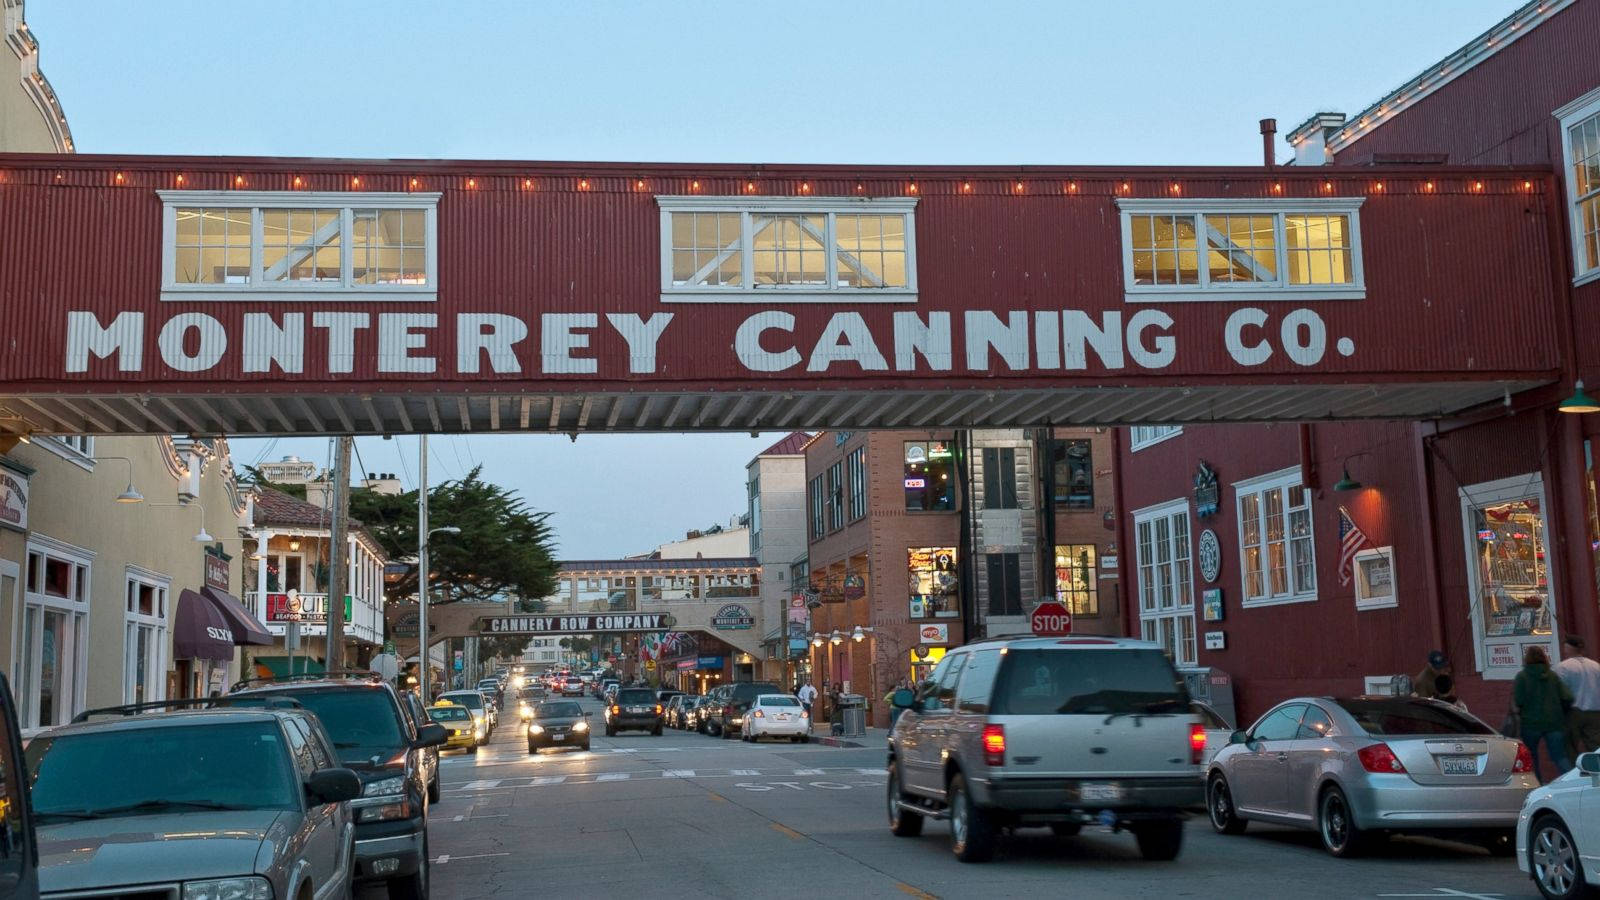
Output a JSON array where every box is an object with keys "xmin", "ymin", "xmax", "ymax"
[
  {"xmin": 595, "ymin": 772, "xmax": 631, "ymax": 781},
  {"xmin": 460, "ymin": 780, "xmax": 502, "ymax": 790},
  {"xmin": 663, "ymin": 770, "xmax": 696, "ymax": 778},
  {"xmin": 793, "ymin": 769, "xmax": 824, "ymax": 775},
  {"xmin": 528, "ymin": 776, "xmax": 567, "ymax": 786},
  {"xmin": 729, "ymin": 769, "xmax": 761, "ymax": 776},
  {"xmin": 855, "ymin": 768, "xmax": 888, "ymax": 775}
]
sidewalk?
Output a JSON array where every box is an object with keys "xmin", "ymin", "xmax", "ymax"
[{"xmin": 810, "ymin": 721, "xmax": 890, "ymax": 748}]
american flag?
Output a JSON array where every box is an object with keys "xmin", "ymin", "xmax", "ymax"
[{"xmin": 1338, "ymin": 506, "xmax": 1373, "ymax": 587}]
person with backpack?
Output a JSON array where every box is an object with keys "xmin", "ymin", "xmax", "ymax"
[{"xmin": 1513, "ymin": 645, "xmax": 1575, "ymax": 782}]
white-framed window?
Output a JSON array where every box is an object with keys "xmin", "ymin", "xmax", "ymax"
[
  {"xmin": 1557, "ymin": 87, "xmax": 1600, "ymax": 286},
  {"xmin": 846, "ymin": 447, "xmax": 867, "ymax": 521},
  {"xmin": 27, "ymin": 435, "xmax": 95, "ymax": 471},
  {"xmin": 1116, "ymin": 198, "xmax": 1365, "ymax": 302},
  {"xmin": 1461, "ymin": 473, "xmax": 1558, "ymax": 679},
  {"xmin": 1353, "ymin": 546, "xmax": 1396, "ymax": 611},
  {"xmin": 748, "ymin": 473, "xmax": 762, "ymax": 553},
  {"xmin": 1235, "ymin": 467, "xmax": 1317, "ymax": 607},
  {"xmin": 124, "ymin": 566, "xmax": 170, "ymax": 706},
  {"xmin": 157, "ymin": 191, "xmax": 441, "ymax": 301},
  {"xmin": 18, "ymin": 537, "xmax": 93, "ymax": 731},
  {"xmin": 656, "ymin": 196, "xmax": 918, "ymax": 303},
  {"xmin": 1134, "ymin": 499, "xmax": 1196, "ymax": 668},
  {"xmin": 1129, "ymin": 425, "xmax": 1182, "ymax": 450}
]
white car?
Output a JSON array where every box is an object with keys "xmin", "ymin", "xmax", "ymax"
[
  {"xmin": 742, "ymin": 694, "xmax": 811, "ymax": 743},
  {"xmin": 1517, "ymin": 751, "xmax": 1600, "ymax": 899}
]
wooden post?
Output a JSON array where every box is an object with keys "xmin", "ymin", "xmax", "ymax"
[{"xmin": 326, "ymin": 436, "xmax": 352, "ymax": 671}]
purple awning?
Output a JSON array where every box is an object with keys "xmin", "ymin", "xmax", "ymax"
[
  {"xmin": 202, "ymin": 586, "xmax": 275, "ymax": 646},
  {"xmin": 174, "ymin": 589, "xmax": 236, "ymax": 662}
]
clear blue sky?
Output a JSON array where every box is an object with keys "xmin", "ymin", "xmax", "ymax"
[{"xmin": 30, "ymin": 0, "xmax": 1519, "ymax": 557}]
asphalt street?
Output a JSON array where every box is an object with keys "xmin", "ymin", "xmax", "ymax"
[{"xmin": 363, "ymin": 694, "xmax": 1541, "ymax": 899}]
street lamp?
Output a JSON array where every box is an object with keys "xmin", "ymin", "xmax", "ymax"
[
  {"xmin": 417, "ymin": 524, "xmax": 461, "ymax": 704},
  {"xmin": 811, "ymin": 632, "xmax": 824, "ymax": 648},
  {"xmin": 96, "ymin": 456, "xmax": 144, "ymax": 503},
  {"xmin": 829, "ymin": 630, "xmax": 843, "ymax": 647},
  {"xmin": 145, "ymin": 501, "xmax": 214, "ymax": 542},
  {"xmin": 851, "ymin": 625, "xmax": 873, "ymax": 643}
]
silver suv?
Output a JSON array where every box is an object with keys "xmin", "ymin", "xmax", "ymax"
[
  {"xmin": 26, "ymin": 702, "xmax": 361, "ymax": 898},
  {"xmin": 886, "ymin": 636, "xmax": 1206, "ymax": 862}
]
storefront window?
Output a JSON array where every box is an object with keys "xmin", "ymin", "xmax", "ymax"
[
  {"xmin": 1055, "ymin": 545, "xmax": 1098, "ymax": 616},
  {"xmin": 908, "ymin": 547, "xmax": 959, "ymax": 619},
  {"xmin": 1462, "ymin": 475, "xmax": 1556, "ymax": 678},
  {"xmin": 904, "ymin": 441, "xmax": 955, "ymax": 511},
  {"xmin": 1586, "ymin": 440, "xmax": 1598, "ymax": 605},
  {"xmin": 125, "ymin": 571, "xmax": 170, "ymax": 706},
  {"xmin": 908, "ymin": 646, "xmax": 946, "ymax": 686},
  {"xmin": 1135, "ymin": 500, "xmax": 1195, "ymax": 667},
  {"xmin": 21, "ymin": 542, "xmax": 91, "ymax": 730},
  {"xmin": 1049, "ymin": 440, "xmax": 1094, "ymax": 509}
]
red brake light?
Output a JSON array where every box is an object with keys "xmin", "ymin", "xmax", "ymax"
[
  {"xmin": 1514, "ymin": 742, "xmax": 1535, "ymax": 773},
  {"xmin": 752, "ymin": 709, "xmax": 765, "ymax": 718},
  {"xmin": 610, "ymin": 705, "xmax": 619, "ymax": 715},
  {"xmin": 1357, "ymin": 742, "xmax": 1407, "ymax": 774},
  {"xmin": 981, "ymin": 724, "xmax": 1006, "ymax": 766},
  {"xmin": 1189, "ymin": 723, "xmax": 1206, "ymax": 765}
]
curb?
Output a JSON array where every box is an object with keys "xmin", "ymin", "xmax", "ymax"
[{"xmin": 814, "ymin": 735, "xmax": 865, "ymax": 748}]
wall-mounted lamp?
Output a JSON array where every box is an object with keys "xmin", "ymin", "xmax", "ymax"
[
  {"xmin": 851, "ymin": 625, "xmax": 874, "ymax": 643},
  {"xmin": 97, "ymin": 456, "xmax": 144, "ymax": 503},
  {"xmin": 1333, "ymin": 452, "xmax": 1371, "ymax": 492},
  {"xmin": 147, "ymin": 501, "xmax": 214, "ymax": 542},
  {"xmin": 829, "ymin": 630, "xmax": 843, "ymax": 646},
  {"xmin": 288, "ymin": 538, "xmax": 301, "ymax": 552},
  {"xmin": 1559, "ymin": 380, "xmax": 1598, "ymax": 414},
  {"xmin": 810, "ymin": 633, "xmax": 824, "ymax": 648}
]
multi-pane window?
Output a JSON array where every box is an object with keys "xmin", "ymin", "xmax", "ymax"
[
  {"xmin": 125, "ymin": 570, "xmax": 170, "ymax": 706},
  {"xmin": 1055, "ymin": 545, "xmax": 1098, "ymax": 616},
  {"xmin": 985, "ymin": 552, "xmax": 1023, "ymax": 616},
  {"xmin": 904, "ymin": 441, "xmax": 956, "ymax": 511},
  {"xmin": 1236, "ymin": 468, "xmax": 1317, "ymax": 606},
  {"xmin": 658, "ymin": 197, "xmax": 917, "ymax": 300},
  {"xmin": 846, "ymin": 447, "xmax": 867, "ymax": 521},
  {"xmin": 1119, "ymin": 199, "xmax": 1363, "ymax": 299},
  {"xmin": 827, "ymin": 462, "xmax": 845, "ymax": 531},
  {"xmin": 160, "ymin": 192, "xmax": 439, "ymax": 298},
  {"xmin": 21, "ymin": 542, "xmax": 91, "ymax": 730},
  {"xmin": 1135, "ymin": 501, "xmax": 1195, "ymax": 667},
  {"xmin": 982, "ymin": 448, "xmax": 1019, "ymax": 509},
  {"xmin": 808, "ymin": 475, "xmax": 825, "ymax": 539},
  {"xmin": 1129, "ymin": 425, "xmax": 1181, "ymax": 450},
  {"xmin": 747, "ymin": 474, "xmax": 762, "ymax": 552},
  {"xmin": 1049, "ymin": 440, "xmax": 1094, "ymax": 509},
  {"xmin": 1560, "ymin": 93, "xmax": 1600, "ymax": 280}
]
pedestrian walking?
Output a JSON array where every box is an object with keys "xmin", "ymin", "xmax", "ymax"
[
  {"xmin": 1414, "ymin": 650, "xmax": 1452, "ymax": 701},
  {"xmin": 1513, "ymin": 645, "xmax": 1574, "ymax": 782},
  {"xmin": 796, "ymin": 679, "xmax": 817, "ymax": 722},
  {"xmin": 1553, "ymin": 635, "xmax": 1600, "ymax": 756},
  {"xmin": 884, "ymin": 678, "xmax": 910, "ymax": 729}
]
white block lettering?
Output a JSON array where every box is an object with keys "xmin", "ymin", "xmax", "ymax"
[
  {"xmin": 1280, "ymin": 308, "xmax": 1327, "ymax": 366},
  {"xmin": 964, "ymin": 311, "xmax": 1030, "ymax": 371},
  {"xmin": 892, "ymin": 311, "xmax": 952, "ymax": 371},
  {"xmin": 735, "ymin": 311, "xmax": 800, "ymax": 372},
  {"xmin": 1063, "ymin": 310, "xmax": 1123, "ymax": 370},
  {"xmin": 1126, "ymin": 309, "xmax": 1175, "ymax": 369},
  {"xmin": 1034, "ymin": 311, "xmax": 1061, "ymax": 370},
  {"xmin": 605, "ymin": 312, "xmax": 674, "ymax": 374},
  {"xmin": 158, "ymin": 312, "xmax": 227, "ymax": 372},
  {"xmin": 456, "ymin": 314, "xmax": 528, "ymax": 375},
  {"xmin": 242, "ymin": 313, "xmax": 305, "ymax": 374},
  {"xmin": 808, "ymin": 312, "xmax": 887, "ymax": 372},
  {"xmin": 1224, "ymin": 307, "xmax": 1272, "ymax": 366},
  {"xmin": 312, "ymin": 312, "xmax": 371, "ymax": 375},
  {"xmin": 65, "ymin": 311, "xmax": 144, "ymax": 373},
  {"xmin": 541, "ymin": 313, "xmax": 598, "ymax": 374},
  {"xmin": 379, "ymin": 313, "xmax": 438, "ymax": 374}
]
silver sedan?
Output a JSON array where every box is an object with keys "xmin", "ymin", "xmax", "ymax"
[{"xmin": 1206, "ymin": 695, "xmax": 1538, "ymax": 857}]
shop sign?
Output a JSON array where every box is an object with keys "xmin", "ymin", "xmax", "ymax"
[
  {"xmin": 1204, "ymin": 631, "xmax": 1227, "ymax": 651},
  {"xmin": 904, "ymin": 477, "xmax": 926, "ymax": 489},
  {"xmin": 1201, "ymin": 588, "xmax": 1225, "ymax": 622},
  {"xmin": 712, "ymin": 604, "xmax": 754, "ymax": 630},
  {"xmin": 1487, "ymin": 643, "xmax": 1519, "ymax": 668},
  {"xmin": 394, "ymin": 612, "xmax": 420, "ymax": 638},
  {"xmin": 919, "ymin": 623, "xmax": 949, "ymax": 644},
  {"xmin": 266, "ymin": 591, "xmax": 352, "ymax": 623},
  {"xmin": 1194, "ymin": 460, "xmax": 1220, "ymax": 518},
  {"xmin": 1100, "ymin": 555, "xmax": 1118, "ymax": 568},
  {"xmin": 842, "ymin": 572, "xmax": 866, "ymax": 601},
  {"xmin": 1198, "ymin": 529, "xmax": 1222, "ymax": 583},
  {"xmin": 696, "ymin": 656, "xmax": 725, "ymax": 669},
  {"xmin": 0, "ymin": 466, "xmax": 27, "ymax": 531},
  {"xmin": 203, "ymin": 548, "xmax": 231, "ymax": 592},
  {"xmin": 834, "ymin": 431, "xmax": 854, "ymax": 446},
  {"xmin": 676, "ymin": 658, "xmax": 696, "ymax": 670},
  {"xmin": 481, "ymin": 613, "xmax": 675, "ymax": 634}
]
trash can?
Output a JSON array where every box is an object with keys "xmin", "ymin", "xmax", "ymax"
[{"xmin": 837, "ymin": 693, "xmax": 867, "ymax": 737}]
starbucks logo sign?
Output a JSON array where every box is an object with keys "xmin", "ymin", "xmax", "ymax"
[{"xmin": 1198, "ymin": 529, "xmax": 1222, "ymax": 584}]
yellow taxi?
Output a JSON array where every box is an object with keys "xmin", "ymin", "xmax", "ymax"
[{"xmin": 430, "ymin": 700, "xmax": 483, "ymax": 753}]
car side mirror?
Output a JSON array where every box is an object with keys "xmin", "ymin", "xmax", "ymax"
[
  {"xmin": 1579, "ymin": 752, "xmax": 1600, "ymax": 776},
  {"xmin": 307, "ymin": 767, "xmax": 362, "ymax": 805},
  {"xmin": 415, "ymin": 723, "xmax": 449, "ymax": 748},
  {"xmin": 891, "ymin": 689, "xmax": 916, "ymax": 709},
  {"xmin": 1228, "ymin": 730, "xmax": 1250, "ymax": 746}
]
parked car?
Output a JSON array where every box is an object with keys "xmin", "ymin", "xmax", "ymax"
[
  {"xmin": 706, "ymin": 682, "xmax": 784, "ymax": 739},
  {"xmin": 598, "ymin": 678, "xmax": 620, "ymax": 699},
  {"xmin": 697, "ymin": 686, "xmax": 730, "ymax": 734},
  {"xmin": 527, "ymin": 701, "xmax": 593, "ymax": 753},
  {"xmin": 887, "ymin": 636, "xmax": 1205, "ymax": 863},
  {"xmin": 0, "ymin": 673, "xmax": 38, "ymax": 900},
  {"xmin": 430, "ymin": 702, "xmax": 483, "ymax": 753},
  {"xmin": 1207, "ymin": 695, "xmax": 1536, "ymax": 858},
  {"xmin": 438, "ymin": 689, "xmax": 496, "ymax": 735},
  {"xmin": 476, "ymin": 678, "xmax": 502, "ymax": 703},
  {"xmin": 657, "ymin": 689, "xmax": 684, "ymax": 712},
  {"xmin": 28, "ymin": 701, "xmax": 362, "ymax": 900},
  {"xmin": 665, "ymin": 695, "xmax": 695, "ymax": 730},
  {"xmin": 1518, "ymin": 750, "xmax": 1600, "ymax": 900},
  {"xmin": 562, "ymin": 678, "xmax": 587, "ymax": 697},
  {"xmin": 606, "ymin": 688, "xmax": 665, "ymax": 736},
  {"xmin": 230, "ymin": 673, "xmax": 448, "ymax": 897},
  {"xmin": 743, "ymin": 694, "xmax": 811, "ymax": 743},
  {"xmin": 396, "ymin": 689, "xmax": 439, "ymax": 798}
]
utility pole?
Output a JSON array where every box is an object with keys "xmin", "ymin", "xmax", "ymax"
[
  {"xmin": 326, "ymin": 436, "xmax": 352, "ymax": 672},
  {"xmin": 418, "ymin": 434, "xmax": 431, "ymax": 704}
]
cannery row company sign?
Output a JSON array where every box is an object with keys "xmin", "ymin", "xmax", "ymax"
[{"xmin": 482, "ymin": 613, "xmax": 676, "ymax": 634}]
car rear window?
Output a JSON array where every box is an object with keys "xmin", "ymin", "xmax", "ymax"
[
  {"xmin": 990, "ymin": 649, "xmax": 1187, "ymax": 716},
  {"xmin": 441, "ymin": 692, "xmax": 485, "ymax": 710},
  {"xmin": 1334, "ymin": 698, "xmax": 1494, "ymax": 736},
  {"xmin": 731, "ymin": 683, "xmax": 782, "ymax": 702},
  {"xmin": 758, "ymin": 696, "xmax": 800, "ymax": 707},
  {"xmin": 536, "ymin": 702, "xmax": 582, "ymax": 717},
  {"xmin": 240, "ymin": 687, "xmax": 406, "ymax": 764},
  {"xmin": 431, "ymin": 706, "xmax": 471, "ymax": 722},
  {"xmin": 616, "ymin": 689, "xmax": 656, "ymax": 703}
]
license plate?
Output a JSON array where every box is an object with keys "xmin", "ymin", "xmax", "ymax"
[
  {"xmin": 776, "ymin": 715, "xmax": 791, "ymax": 721},
  {"xmin": 1079, "ymin": 782, "xmax": 1123, "ymax": 802},
  {"xmin": 1441, "ymin": 755, "xmax": 1477, "ymax": 775},
  {"xmin": 553, "ymin": 734, "xmax": 566, "ymax": 741},
  {"xmin": 630, "ymin": 706, "xmax": 646, "ymax": 713}
]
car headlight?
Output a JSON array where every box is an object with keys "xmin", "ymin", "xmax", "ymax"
[
  {"xmin": 474, "ymin": 728, "xmax": 486, "ymax": 739},
  {"xmin": 182, "ymin": 877, "xmax": 273, "ymax": 900},
  {"xmin": 357, "ymin": 798, "xmax": 414, "ymax": 822},
  {"xmin": 362, "ymin": 775, "xmax": 407, "ymax": 797},
  {"xmin": 573, "ymin": 720, "xmax": 589, "ymax": 732},
  {"xmin": 473, "ymin": 711, "xmax": 486, "ymax": 724},
  {"xmin": 528, "ymin": 724, "xmax": 544, "ymax": 735}
]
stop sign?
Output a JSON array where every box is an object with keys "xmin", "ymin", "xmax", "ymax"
[{"xmin": 1031, "ymin": 601, "xmax": 1073, "ymax": 636}]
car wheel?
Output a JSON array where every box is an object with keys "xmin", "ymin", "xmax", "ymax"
[
  {"xmin": 948, "ymin": 773, "xmax": 997, "ymax": 863},
  {"xmin": 527, "ymin": 743, "xmax": 538, "ymax": 754},
  {"xmin": 1207, "ymin": 775, "xmax": 1247, "ymax": 835},
  {"xmin": 1049, "ymin": 823, "xmax": 1081, "ymax": 837},
  {"xmin": 1531, "ymin": 815, "xmax": 1587, "ymax": 900},
  {"xmin": 887, "ymin": 762, "xmax": 924, "ymax": 837},
  {"xmin": 385, "ymin": 832, "xmax": 428, "ymax": 899},
  {"xmin": 581, "ymin": 741, "xmax": 591, "ymax": 752},
  {"xmin": 1318, "ymin": 786, "xmax": 1373, "ymax": 858},
  {"xmin": 799, "ymin": 734, "xmax": 809, "ymax": 744},
  {"xmin": 722, "ymin": 725, "xmax": 736, "ymax": 740},
  {"xmin": 427, "ymin": 773, "xmax": 441, "ymax": 805},
  {"xmin": 1133, "ymin": 818, "xmax": 1184, "ymax": 861}
]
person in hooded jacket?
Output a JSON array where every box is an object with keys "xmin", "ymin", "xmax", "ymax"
[{"xmin": 1514, "ymin": 644, "xmax": 1574, "ymax": 782}]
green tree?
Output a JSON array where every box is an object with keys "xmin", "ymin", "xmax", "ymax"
[{"xmin": 238, "ymin": 464, "xmax": 307, "ymax": 500}]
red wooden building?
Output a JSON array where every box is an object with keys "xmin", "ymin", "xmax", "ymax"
[{"xmin": 1115, "ymin": 0, "xmax": 1600, "ymax": 727}]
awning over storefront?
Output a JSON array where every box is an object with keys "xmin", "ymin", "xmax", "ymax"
[
  {"xmin": 202, "ymin": 586, "xmax": 275, "ymax": 646},
  {"xmin": 252, "ymin": 656, "xmax": 325, "ymax": 678},
  {"xmin": 173, "ymin": 589, "xmax": 235, "ymax": 662}
]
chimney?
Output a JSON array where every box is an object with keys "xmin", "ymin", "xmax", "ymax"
[
  {"xmin": 1259, "ymin": 118, "xmax": 1277, "ymax": 168},
  {"xmin": 1286, "ymin": 112, "xmax": 1347, "ymax": 166}
]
